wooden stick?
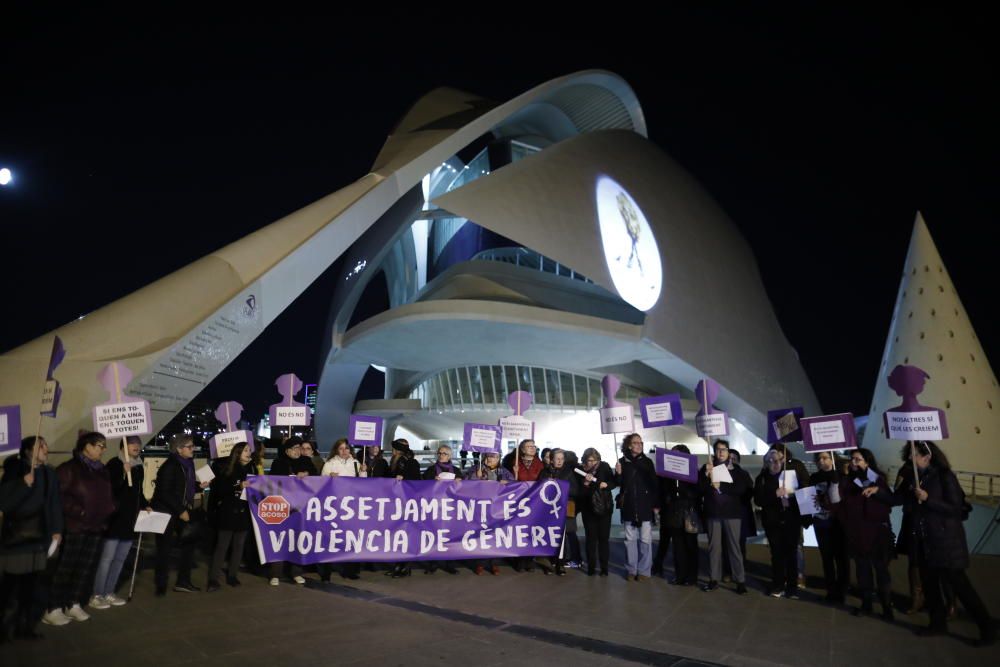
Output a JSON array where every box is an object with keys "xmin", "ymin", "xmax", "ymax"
[
  {"xmin": 113, "ymin": 364, "xmax": 133, "ymax": 488},
  {"xmin": 910, "ymin": 440, "xmax": 921, "ymax": 500}
]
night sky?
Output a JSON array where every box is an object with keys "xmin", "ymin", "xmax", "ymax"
[{"xmin": 1, "ymin": 8, "xmax": 996, "ymax": 422}]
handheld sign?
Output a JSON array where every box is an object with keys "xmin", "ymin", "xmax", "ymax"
[
  {"xmin": 638, "ymin": 394, "xmax": 684, "ymax": 428},
  {"xmin": 92, "ymin": 362, "xmax": 153, "ymax": 438},
  {"xmin": 463, "ymin": 423, "xmax": 502, "ymax": 453},
  {"xmin": 499, "ymin": 391, "xmax": 535, "ymax": 441},
  {"xmin": 0, "ymin": 405, "xmax": 21, "ymax": 456},
  {"xmin": 599, "ymin": 375, "xmax": 634, "ymax": 434},
  {"xmin": 801, "ymin": 413, "xmax": 857, "ymax": 453},
  {"xmin": 40, "ymin": 336, "xmax": 66, "ymax": 418},
  {"xmin": 268, "ymin": 373, "xmax": 310, "ymax": 430},
  {"xmin": 694, "ymin": 378, "xmax": 728, "ymax": 438},
  {"xmin": 766, "ymin": 407, "xmax": 804, "ymax": 444},
  {"xmin": 349, "ymin": 415, "xmax": 384, "ymax": 447},
  {"xmin": 882, "ymin": 365, "xmax": 949, "ymax": 441},
  {"xmin": 653, "ymin": 446, "xmax": 697, "ymax": 483},
  {"xmin": 209, "ymin": 401, "xmax": 256, "ymax": 459}
]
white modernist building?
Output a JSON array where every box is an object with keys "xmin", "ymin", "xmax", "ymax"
[{"xmin": 0, "ymin": 71, "xmax": 819, "ymax": 463}]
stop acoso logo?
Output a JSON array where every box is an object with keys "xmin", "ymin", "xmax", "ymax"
[{"xmin": 258, "ymin": 495, "xmax": 291, "ymax": 525}]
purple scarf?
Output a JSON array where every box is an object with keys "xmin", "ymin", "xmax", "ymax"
[
  {"xmin": 174, "ymin": 453, "xmax": 196, "ymax": 505},
  {"xmin": 435, "ymin": 461, "xmax": 455, "ymax": 475},
  {"xmin": 78, "ymin": 453, "xmax": 105, "ymax": 472}
]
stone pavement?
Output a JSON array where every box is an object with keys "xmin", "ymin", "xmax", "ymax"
[{"xmin": 2, "ymin": 542, "xmax": 998, "ymax": 666}]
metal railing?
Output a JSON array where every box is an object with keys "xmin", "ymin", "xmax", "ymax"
[
  {"xmin": 472, "ymin": 247, "xmax": 594, "ymax": 284},
  {"xmin": 887, "ymin": 465, "xmax": 1000, "ymax": 500}
]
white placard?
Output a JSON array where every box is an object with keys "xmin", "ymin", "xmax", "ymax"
[
  {"xmin": 661, "ymin": 452, "xmax": 692, "ymax": 477},
  {"xmin": 0, "ymin": 414, "xmax": 8, "ymax": 446},
  {"xmin": 710, "ymin": 464, "xmax": 733, "ymax": 484},
  {"xmin": 600, "ymin": 405, "xmax": 634, "ymax": 434},
  {"xmin": 794, "ymin": 486, "xmax": 822, "ymax": 515},
  {"xmin": 134, "ymin": 511, "xmax": 172, "ymax": 534},
  {"xmin": 196, "ymin": 465, "xmax": 215, "ymax": 483},
  {"xmin": 644, "ymin": 402, "xmax": 673, "ymax": 423},
  {"xmin": 41, "ymin": 381, "xmax": 58, "ymax": 413},
  {"xmin": 353, "ymin": 420, "xmax": 378, "ymax": 442},
  {"xmin": 809, "ymin": 420, "xmax": 846, "ymax": 446},
  {"xmin": 885, "ymin": 410, "xmax": 944, "ymax": 440},
  {"xmin": 437, "ymin": 472, "xmax": 456, "ymax": 480},
  {"xmin": 499, "ymin": 415, "xmax": 534, "ymax": 441},
  {"xmin": 779, "ymin": 470, "xmax": 799, "ymax": 492},
  {"xmin": 47, "ymin": 537, "xmax": 59, "ymax": 558},
  {"xmin": 93, "ymin": 401, "xmax": 151, "ymax": 438},
  {"xmin": 213, "ymin": 431, "xmax": 246, "ymax": 458},
  {"xmin": 274, "ymin": 406, "xmax": 308, "ymax": 426},
  {"xmin": 696, "ymin": 413, "xmax": 728, "ymax": 437},
  {"xmin": 470, "ymin": 428, "xmax": 498, "ymax": 449}
]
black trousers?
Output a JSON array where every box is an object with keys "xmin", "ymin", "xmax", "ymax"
[
  {"xmin": 855, "ymin": 555, "xmax": 891, "ymax": 596},
  {"xmin": 581, "ymin": 510, "xmax": 612, "ymax": 571},
  {"xmin": 654, "ymin": 518, "xmax": 672, "ymax": 570},
  {"xmin": 155, "ymin": 517, "xmax": 195, "ymax": 588},
  {"xmin": 669, "ymin": 527, "xmax": 699, "ymax": 584},
  {"xmin": 764, "ymin": 520, "xmax": 800, "ymax": 594},
  {"xmin": 814, "ymin": 519, "xmax": 849, "ymax": 598},
  {"xmin": 0, "ymin": 571, "xmax": 38, "ymax": 631},
  {"xmin": 921, "ymin": 566, "xmax": 993, "ymax": 632}
]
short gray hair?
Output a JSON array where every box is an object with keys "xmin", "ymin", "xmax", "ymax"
[{"xmin": 169, "ymin": 434, "xmax": 194, "ymax": 453}]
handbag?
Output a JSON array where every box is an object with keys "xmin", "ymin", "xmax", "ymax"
[
  {"xmin": 683, "ymin": 507, "xmax": 703, "ymax": 534},
  {"xmin": 590, "ymin": 487, "xmax": 614, "ymax": 516},
  {"xmin": 1, "ymin": 510, "xmax": 46, "ymax": 547}
]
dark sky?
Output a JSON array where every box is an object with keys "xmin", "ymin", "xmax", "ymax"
[{"xmin": 1, "ymin": 8, "xmax": 997, "ymax": 421}]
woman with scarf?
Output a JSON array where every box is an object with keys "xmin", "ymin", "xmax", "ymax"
[
  {"xmin": 538, "ymin": 449, "xmax": 580, "ymax": 576},
  {"xmin": 422, "ymin": 445, "xmax": 462, "ymax": 574},
  {"xmin": 267, "ymin": 437, "xmax": 314, "ymax": 586},
  {"xmin": 837, "ymin": 447, "xmax": 895, "ymax": 620},
  {"xmin": 45, "ymin": 432, "xmax": 115, "ymax": 623},
  {"xmin": 754, "ymin": 449, "xmax": 809, "ymax": 599},
  {"xmin": 207, "ymin": 442, "xmax": 253, "ymax": 591},
  {"xmin": 152, "ymin": 433, "xmax": 210, "ymax": 596},
  {"xmin": 386, "ymin": 439, "xmax": 421, "ymax": 578},
  {"xmin": 578, "ymin": 447, "xmax": 616, "ymax": 576},
  {"xmin": 811, "ymin": 450, "xmax": 849, "ymax": 604},
  {"xmin": 91, "ymin": 436, "xmax": 149, "ymax": 608},
  {"xmin": 506, "ymin": 439, "xmax": 544, "ymax": 482},
  {"xmin": 614, "ymin": 434, "xmax": 658, "ymax": 581},
  {"xmin": 467, "ymin": 450, "xmax": 513, "ymax": 575},
  {"xmin": 1, "ymin": 437, "xmax": 63, "ymax": 640}
]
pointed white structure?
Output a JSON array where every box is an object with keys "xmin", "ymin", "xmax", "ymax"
[{"xmin": 863, "ymin": 213, "xmax": 1000, "ymax": 475}]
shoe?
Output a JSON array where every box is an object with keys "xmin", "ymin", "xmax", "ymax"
[
  {"xmin": 490, "ymin": 566, "xmax": 500, "ymax": 576},
  {"xmin": 227, "ymin": 577, "xmax": 242, "ymax": 587},
  {"xmin": 565, "ymin": 561, "xmax": 579, "ymax": 569},
  {"xmin": 587, "ymin": 568, "xmax": 596, "ymax": 576},
  {"xmin": 599, "ymin": 569, "xmax": 609, "ymax": 577},
  {"xmin": 669, "ymin": 578, "xmax": 683, "ymax": 585},
  {"xmin": 798, "ymin": 574, "xmax": 807, "ymax": 588},
  {"xmin": 206, "ymin": 581, "xmax": 221, "ymax": 593},
  {"xmin": 556, "ymin": 565, "xmax": 566, "ymax": 576},
  {"xmin": 637, "ymin": 575, "xmax": 648, "ymax": 581},
  {"xmin": 770, "ymin": 590, "xmax": 785, "ymax": 598},
  {"xmin": 442, "ymin": 566, "xmax": 458, "ymax": 575},
  {"xmin": 390, "ymin": 565, "xmax": 411, "ymax": 579},
  {"xmin": 293, "ymin": 576, "xmax": 306, "ymax": 585},
  {"xmin": 65, "ymin": 604, "xmax": 91, "ymax": 621},
  {"xmin": 475, "ymin": 566, "xmax": 485, "ymax": 575},
  {"xmin": 786, "ymin": 590, "xmax": 800, "ymax": 600},
  {"xmin": 346, "ymin": 573, "xmax": 360, "ymax": 580},
  {"xmin": 524, "ymin": 565, "xmax": 535, "ymax": 572},
  {"xmin": 42, "ymin": 609, "xmax": 72, "ymax": 626},
  {"xmin": 512, "ymin": 563, "xmax": 522, "ymax": 572},
  {"xmin": 88, "ymin": 595, "xmax": 111, "ymax": 610},
  {"xmin": 736, "ymin": 583, "xmax": 748, "ymax": 595},
  {"xmin": 105, "ymin": 594, "xmax": 127, "ymax": 606},
  {"xmin": 269, "ymin": 578, "xmax": 280, "ymax": 586},
  {"xmin": 173, "ymin": 582, "xmax": 201, "ymax": 593},
  {"xmin": 701, "ymin": 580, "xmax": 719, "ymax": 592}
]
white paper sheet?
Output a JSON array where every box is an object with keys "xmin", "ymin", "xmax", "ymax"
[
  {"xmin": 133, "ymin": 511, "xmax": 172, "ymax": 534},
  {"xmin": 794, "ymin": 486, "xmax": 822, "ymax": 515},
  {"xmin": 47, "ymin": 537, "xmax": 59, "ymax": 558},
  {"xmin": 710, "ymin": 464, "xmax": 733, "ymax": 484},
  {"xmin": 196, "ymin": 465, "xmax": 215, "ymax": 483},
  {"xmin": 779, "ymin": 471, "xmax": 799, "ymax": 492}
]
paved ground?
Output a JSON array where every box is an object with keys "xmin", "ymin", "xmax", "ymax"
[{"xmin": 2, "ymin": 541, "xmax": 998, "ymax": 666}]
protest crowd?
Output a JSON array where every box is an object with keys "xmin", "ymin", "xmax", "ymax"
[{"xmin": 0, "ymin": 430, "xmax": 994, "ymax": 648}]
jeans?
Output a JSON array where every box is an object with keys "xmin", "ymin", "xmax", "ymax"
[
  {"xmin": 93, "ymin": 538, "xmax": 134, "ymax": 597},
  {"xmin": 624, "ymin": 521, "xmax": 652, "ymax": 576},
  {"xmin": 707, "ymin": 518, "xmax": 744, "ymax": 583}
]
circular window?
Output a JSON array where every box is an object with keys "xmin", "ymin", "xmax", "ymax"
[{"xmin": 595, "ymin": 177, "xmax": 662, "ymax": 312}]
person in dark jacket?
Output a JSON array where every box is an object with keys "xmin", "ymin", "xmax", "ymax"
[
  {"xmin": 466, "ymin": 450, "xmax": 513, "ymax": 575},
  {"xmin": 538, "ymin": 449, "xmax": 580, "ymax": 576},
  {"xmin": 698, "ymin": 439, "xmax": 750, "ymax": 593},
  {"xmin": 207, "ymin": 442, "xmax": 252, "ymax": 591},
  {"xmin": 577, "ymin": 447, "xmax": 616, "ymax": 576},
  {"xmin": 387, "ymin": 439, "xmax": 421, "ymax": 578},
  {"xmin": 46, "ymin": 432, "xmax": 115, "ymax": 623},
  {"xmin": 726, "ymin": 450, "xmax": 756, "ymax": 575},
  {"xmin": 656, "ymin": 445, "xmax": 700, "ymax": 585},
  {"xmin": 769, "ymin": 443, "xmax": 809, "ymax": 587},
  {"xmin": 422, "ymin": 445, "xmax": 463, "ymax": 575},
  {"xmin": 837, "ymin": 447, "xmax": 894, "ymax": 620},
  {"xmin": 91, "ymin": 436, "xmax": 149, "ymax": 607},
  {"xmin": 754, "ymin": 449, "xmax": 808, "ymax": 598},
  {"xmin": 904, "ymin": 441, "xmax": 995, "ymax": 646},
  {"xmin": 152, "ymin": 434, "xmax": 210, "ymax": 596},
  {"xmin": 300, "ymin": 441, "xmax": 324, "ymax": 477},
  {"xmin": 1, "ymin": 437, "xmax": 63, "ymax": 640},
  {"xmin": 267, "ymin": 437, "xmax": 312, "ymax": 586},
  {"xmin": 362, "ymin": 445, "xmax": 389, "ymax": 478},
  {"xmin": 614, "ymin": 434, "xmax": 658, "ymax": 581},
  {"xmin": 811, "ymin": 451, "xmax": 849, "ymax": 604}
]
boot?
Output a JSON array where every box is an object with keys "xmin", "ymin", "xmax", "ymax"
[
  {"xmin": 905, "ymin": 567, "xmax": 924, "ymax": 615},
  {"xmin": 879, "ymin": 589, "xmax": 895, "ymax": 621},
  {"xmin": 852, "ymin": 592, "xmax": 874, "ymax": 617}
]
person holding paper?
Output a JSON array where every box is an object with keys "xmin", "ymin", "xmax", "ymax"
[
  {"xmin": 615, "ymin": 434, "xmax": 658, "ymax": 582},
  {"xmin": 577, "ymin": 447, "xmax": 616, "ymax": 576},
  {"xmin": 810, "ymin": 451, "xmax": 849, "ymax": 604},
  {"xmin": 91, "ymin": 436, "xmax": 149, "ymax": 608},
  {"xmin": 151, "ymin": 434, "xmax": 210, "ymax": 596},
  {"xmin": 903, "ymin": 441, "xmax": 995, "ymax": 646},
  {"xmin": 768, "ymin": 443, "xmax": 810, "ymax": 589},
  {"xmin": 697, "ymin": 440, "xmax": 750, "ymax": 594},
  {"xmin": 206, "ymin": 442, "xmax": 252, "ymax": 592},
  {"xmin": 0, "ymin": 437, "xmax": 63, "ymax": 640},
  {"xmin": 837, "ymin": 448, "xmax": 894, "ymax": 620},
  {"xmin": 48, "ymin": 432, "xmax": 115, "ymax": 623},
  {"xmin": 754, "ymin": 450, "xmax": 806, "ymax": 599}
]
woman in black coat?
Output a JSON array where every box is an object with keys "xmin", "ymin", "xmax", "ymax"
[
  {"xmin": 386, "ymin": 439, "xmax": 421, "ymax": 578},
  {"xmin": 904, "ymin": 441, "xmax": 995, "ymax": 646},
  {"xmin": 655, "ymin": 445, "xmax": 700, "ymax": 585},
  {"xmin": 207, "ymin": 442, "xmax": 253, "ymax": 591},
  {"xmin": 538, "ymin": 449, "xmax": 580, "ymax": 576},
  {"xmin": 577, "ymin": 447, "xmax": 617, "ymax": 576},
  {"xmin": 754, "ymin": 449, "xmax": 807, "ymax": 599},
  {"xmin": 810, "ymin": 451, "xmax": 849, "ymax": 604},
  {"xmin": 615, "ymin": 434, "xmax": 658, "ymax": 581}
]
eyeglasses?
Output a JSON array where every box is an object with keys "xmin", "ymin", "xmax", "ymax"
[
  {"xmin": 90, "ymin": 442, "xmax": 108, "ymax": 450},
  {"xmin": 178, "ymin": 443, "xmax": 194, "ymax": 450},
  {"xmin": 437, "ymin": 451, "xmax": 450, "ymax": 456}
]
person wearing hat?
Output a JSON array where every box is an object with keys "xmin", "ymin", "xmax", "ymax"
[
  {"xmin": 267, "ymin": 437, "xmax": 312, "ymax": 586},
  {"xmin": 386, "ymin": 439, "xmax": 420, "ymax": 578}
]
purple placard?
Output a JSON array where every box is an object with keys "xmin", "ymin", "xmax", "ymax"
[
  {"xmin": 0, "ymin": 404, "xmax": 22, "ymax": 455},
  {"xmin": 881, "ymin": 364, "xmax": 950, "ymax": 440},
  {"xmin": 349, "ymin": 415, "xmax": 384, "ymax": 447},
  {"xmin": 463, "ymin": 422, "xmax": 502, "ymax": 453},
  {"xmin": 766, "ymin": 406, "xmax": 805, "ymax": 443},
  {"xmin": 801, "ymin": 413, "xmax": 858, "ymax": 453},
  {"xmin": 209, "ymin": 401, "xmax": 256, "ymax": 459},
  {"xmin": 247, "ymin": 476, "xmax": 568, "ymax": 564},
  {"xmin": 268, "ymin": 373, "xmax": 311, "ymax": 429},
  {"xmin": 654, "ymin": 446, "xmax": 697, "ymax": 483},
  {"xmin": 92, "ymin": 362, "xmax": 153, "ymax": 438},
  {"xmin": 639, "ymin": 394, "xmax": 684, "ymax": 428},
  {"xmin": 40, "ymin": 336, "xmax": 66, "ymax": 417}
]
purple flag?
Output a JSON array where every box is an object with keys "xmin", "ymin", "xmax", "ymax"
[
  {"xmin": 0, "ymin": 405, "xmax": 22, "ymax": 455},
  {"xmin": 40, "ymin": 336, "xmax": 65, "ymax": 417},
  {"xmin": 209, "ymin": 401, "xmax": 256, "ymax": 459},
  {"xmin": 247, "ymin": 477, "xmax": 568, "ymax": 565},
  {"xmin": 268, "ymin": 373, "xmax": 311, "ymax": 429},
  {"xmin": 766, "ymin": 406, "xmax": 804, "ymax": 443}
]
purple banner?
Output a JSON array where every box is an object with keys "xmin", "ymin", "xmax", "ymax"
[
  {"xmin": 349, "ymin": 415, "xmax": 384, "ymax": 447},
  {"xmin": 639, "ymin": 394, "xmax": 684, "ymax": 428},
  {"xmin": 463, "ymin": 422, "xmax": 501, "ymax": 453},
  {"xmin": 653, "ymin": 446, "xmax": 697, "ymax": 483},
  {"xmin": 247, "ymin": 476, "xmax": 568, "ymax": 564},
  {"xmin": 801, "ymin": 413, "xmax": 857, "ymax": 453},
  {"xmin": 766, "ymin": 406, "xmax": 804, "ymax": 444},
  {"xmin": 0, "ymin": 404, "xmax": 22, "ymax": 455}
]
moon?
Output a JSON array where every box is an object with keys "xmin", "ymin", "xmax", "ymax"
[{"xmin": 0, "ymin": 168, "xmax": 11, "ymax": 186}]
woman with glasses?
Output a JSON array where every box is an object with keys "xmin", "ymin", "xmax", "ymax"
[
  {"xmin": 422, "ymin": 445, "xmax": 462, "ymax": 574},
  {"xmin": 300, "ymin": 441, "xmax": 323, "ymax": 476},
  {"xmin": 45, "ymin": 432, "xmax": 115, "ymax": 624},
  {"xmin": 615, "ymin": 434, "xmax": 658, "ymax": 582},
  {"xmin": 506, "ymin": 439, "xmax": 544, "ymax": 482},
  {"xmin": 811, "ymin": 450, "xmax": 849, "ymax": 604},
  {"xmin": 577, "ymin": 447, "xmax": 616, "ymax": 576},
  {"xmin": 267, "ymin": 437, "xmax": 313, "ymax": 585},
  {"xmin": 754, "ymin": 449, "xmax": 806, "ymax": 599}
]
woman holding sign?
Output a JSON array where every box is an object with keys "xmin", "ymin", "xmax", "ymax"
[
  {"xmin": 578, "ymin": 447, "xmax": 616, "ymax": 576},
  {"xmin": 754, "ymin": 449, "xmax": 805, "ymax": 599},
  {"xmin": 422, "ymin": 445, "xmax": 463, "ymax": 575},
  {"xmin": 810, "ymin": 451, "xmax": 849, "ymax": 604},
  {"xmin": 207, "ymin": 442, "xmax": 252, "ymax": 592}
]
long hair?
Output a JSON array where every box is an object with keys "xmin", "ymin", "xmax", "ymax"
[
  {"xmin": 226, "ymin": 442, "xmax": 249, "ymax": 476},
  {"xmin": 581, "ymin": 447, "xmax": 602, "ymax": 465},
  {"xmin": 854, "ymin": 447, "xmax": 886, "ymax": 480},
  {"xmin": 326, "ymin": 438, "xmax": 350, "ymax": 461},
  {"xmin": 907, "ymin": 440, "xmax": 952, "ymax": 471}
]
